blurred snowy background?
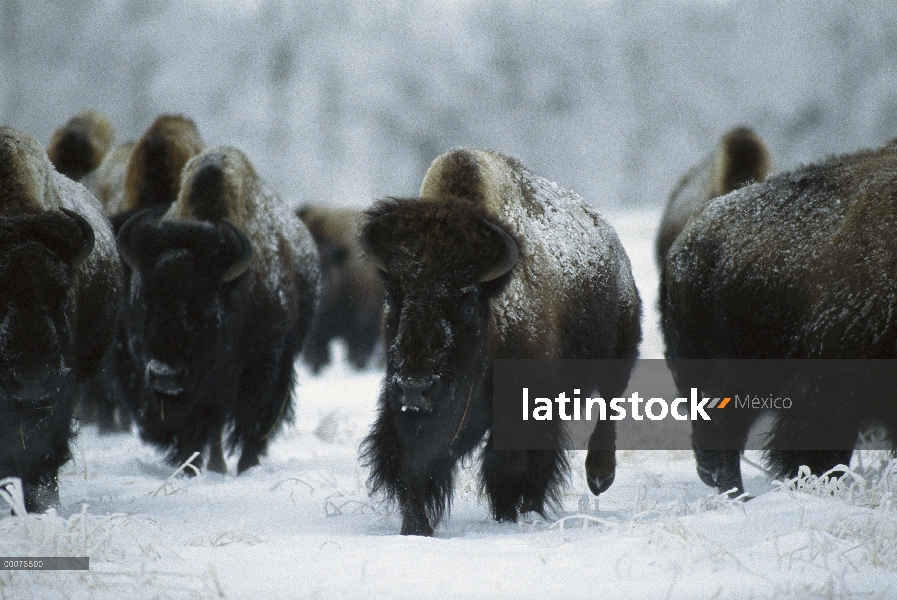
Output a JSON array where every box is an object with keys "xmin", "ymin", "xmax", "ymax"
[{"xmin": 3, "ymin": 0, "xmax": 896, "ymax": 212}]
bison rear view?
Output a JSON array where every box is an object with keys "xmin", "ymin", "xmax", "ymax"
[
  {"xmin": 116, "ymin": 147, "xmax": 319, "ymax": 475},
  {"xmin": 662, "ymin": 141, "xmax": 897, "ymax": 496},
  {"xmin": 360, "ymin": 148, "xmax": 641, "ymax": 536}
]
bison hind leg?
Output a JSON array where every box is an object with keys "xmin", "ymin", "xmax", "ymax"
[
  {"xmin": 765, "ymin": 450, "xmax": 853, "ymax": 482},
  {"xmin": 764, "ymin": 400, "xmax": 860, "ymax": 481}
]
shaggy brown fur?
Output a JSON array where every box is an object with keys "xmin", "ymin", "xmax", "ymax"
[
  {"xmin": 662, "ymin": 142, "xmax": 897, "ymax": 495},
  {"xmin": 86, "ymin": 141, "xmax": 135, "ymax": 213},
  {"xmin": 117, "ymin": 147, "xmax": 319, "ymax": 474},
  {"xmin": 361, "ymin": 149, "xmax": 641, "ymax": 535},
  {"xmin": 0, "ymin": 127, "xmax": 122, "ymax": 511},
  {"xmin": 655, "ymin": 127, "xmax": 774, "ymax": 270},
  {"xmin": 297, "ymin": 205, "xmax": 384, "ymax": 372},
  {"xmin": 46, "ymin": 110, "xmax": 116, "ymax": 182},
  {"xmin": 99, "ymin": 115, "xmax": 203, "ymax": 217}
]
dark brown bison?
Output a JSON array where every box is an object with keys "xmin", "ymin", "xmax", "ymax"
[
  {"xmin": 296, "ymin": 205, "xmax": 384, "ymax": 373},
  {"xmin": 0, "ymin": 128, "xmax": 122, "ymax": 512},
  {"xmin": 662, "ymin": 142, "xmax": 897, "ymax": 496},
  {"xmin": 88, "ymin": 115, "xmax": 204, "ymax": 433},
  {"xmin": 360, "ymin": 149, "xmax": 641, "ymax": 536},
  {"xmin": 655, "ymin": 127, "xmax": 774, "ymax": 270},
  {"xmin": 116, "ymin": 147, "xmax": 319, "ymax": 474},
  {"xmin": 46, "ymin": 110, "xmax": 116, "ymax": 182}
]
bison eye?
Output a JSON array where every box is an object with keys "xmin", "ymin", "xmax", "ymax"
[{"xmin": 458, "ymin": 295, "xmax": 478, "ymax": 324}]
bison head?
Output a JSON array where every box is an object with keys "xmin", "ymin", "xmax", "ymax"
[
  {"xmin": 116, "ymin": 210, "xmax": 252, "ymax": 398},
  {"xmin": 360, "ymin": 198, "xmax": 517, "ymax": 441},
  {"xmin": 0, "ymin": 209, "xmax": 94, "ymax": 402}
]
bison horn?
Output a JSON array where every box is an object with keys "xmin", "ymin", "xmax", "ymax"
[
  {"xmin": 116, "ymin": 208, "xmax": 155, "ymax": 272},
  {"xmin": 478, "ymin": 220, "xmax": 518, "ymax": 282},
  {"xmin": 59, "ymin": 207, "xmax": 95, "ymax": 268},
  {"xmin": 359, "ymin": 216, "xmax": 390, "ymax": 274},
  {"xmin": 220, "ymin": 219, "xmax": 254, "ymax": 282}
]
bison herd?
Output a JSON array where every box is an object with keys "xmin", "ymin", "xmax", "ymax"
[{"xmin": 0, "ymin": 111, "xmax": 895, "ymax": 536}]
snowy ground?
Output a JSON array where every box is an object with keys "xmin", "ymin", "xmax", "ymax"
[{"xmin": 3, "ymin": 209, "xmax": 897, "ymax": 599}]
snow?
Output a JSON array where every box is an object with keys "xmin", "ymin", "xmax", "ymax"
[{"xmin": 2, "ymin": 209, "xmax": 896, "ymax": 599}]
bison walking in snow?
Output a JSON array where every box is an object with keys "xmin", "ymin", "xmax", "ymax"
[
  {"xmin": 662, "ymin": 142, "xmax": 897, "ymax": 495},
  {"xmin": 0, "ymin": 128, "xmax": 122, "ymax": 511},
  {"xmin": 116, "ymin": 147, "xmax": 318, "ymax": 474},
  {"xmin": 655, "ymin": 127, "xmax": 774, "ymax": 271},
  {"xmin": 297, "ymin": 205, "xmax": 384, "ymax": 373},
  {"xmin": 88, "ymin": 115, "xmax": 204, "ymax": 433},
  {"xmin": 360, "ymin": 149, "xmax": 641, "ymax": 536}
]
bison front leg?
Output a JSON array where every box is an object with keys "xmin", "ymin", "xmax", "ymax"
[
  {"xmin": 23, "ymin": 470, "xmax": 60, "ymax": 513},
  {"xmin": 400, "ymin": 485, "xmax": 434, "ymax": 537},
  {"xmin": 206, "ymin": 426, "xmax": 227, "ymax": 474}
]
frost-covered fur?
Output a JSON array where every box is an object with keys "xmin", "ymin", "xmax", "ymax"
[
  {"xmin": 46, "ymin": 110, "xmax": 116, "ymax": 182},
  {"xmin": 655, "ymin": 127, "xmax": 774, "ymax": 270},
  {"xmin": 662, "ymin": 143, "xmax": 897, "ymax": 495},
  {"xmin": 84, "ymin": 141, "xmax": 135, "ymax": 215},
  {"xmin": 0, "ymin": 128, "xmax": 122, "ymax": 512},
  {"xmin": 297, "ymin": 205, "xmax": 384, "ymax": 373},
  {"xmin": 361, "ymin": 149, "xmax": 641, "ymax": 536},
  {"xmin": 117, "ymin": 147, "xmax": 319, "ymax": 474},
  {"xmin": 97, "ymin": 114, "xmax": 203, "ymax": 220}
]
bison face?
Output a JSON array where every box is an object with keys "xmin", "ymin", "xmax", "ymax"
[
  {"xmin": 361, "ymin": 198, "xmax": 517, "ymax": 440},
  {"xmin": 116, "ymin": 211, "xmax": 252, "ymax": 398},
  {"xmin": 382, "ymin": 280, "xmax": 492, "ymax": 416},
  {"xmin": 0, "ymin": 210, "xmax": 94, "ymax": 402}
]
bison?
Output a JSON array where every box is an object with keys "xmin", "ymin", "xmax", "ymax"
[
  {"xmin": 116, "ymin": 147, "xmax": 319, "ymax": 474},
  {"xmin": 662, "ymin": 142, "xmax": 897, "ymax": 496},
  {"xmin": 296, "ymin": 205, "xmax": 384, "ymax": 373},
  {"xmin": 655, "ymin": 127, "xmax": 774, "ymax": 271},
  {"xmin": 0, "ymin": 128, "xmax": 122, "ymax": 512},
  {"xmin": 99, "ymin": 114, "xmax": 204, "ymax": 224},
  {"xmin": 46, "ymin": 110, "xmax": 116, "ymax": 183},
  {"xmin": 87, "ymin": 115, "xmax": 204, "ymax": 433},
  {"xmin": 360, "ymin": 149, "xmax": 641, "ymax": 536}
]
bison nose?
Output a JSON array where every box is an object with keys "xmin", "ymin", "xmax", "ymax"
[
  {"xmin": 397, "ymin": 374, "xmax": 436, "ymax": 414},
  {"xmin": 146, "ymin": 359, "xmax": 185, "ymax": 395},
  {"xmin": 9, "ymin": 365, "xmax": 53, "ymax": 401}
]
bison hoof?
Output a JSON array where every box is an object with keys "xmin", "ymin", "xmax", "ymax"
[
  {"xmin": 237, "ymin": 453, "xmax": 260, "ymax": 475},
  {"xmin": 587, "ymin": 471, "xmax": 615, "ymax": 496},
  {"xmin": 24, "ymin": 478, "xmax": 60, "ymax": 514},
  {"xmin": 400, "ymin": 516, "xmax": 433, "ymax": 537},
  {"xmin": 696, "ymin": 464, "xmax": 720, "ymax": 488}
]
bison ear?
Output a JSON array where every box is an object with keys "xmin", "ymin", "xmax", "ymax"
[
  {"xmin": 220, "ymin": 219, "xmax": 254, "ymax": 283},
  {"xmin": 59, "ymin": 208, "xmax": 95, "ymax": 269},
  {"xmin": 359, "ymin": 214, "xmax": 392, "ymax": 274},
  {"xmin": 116, "ymin": 208, "xmax": 157, "ymax": 272},
  {"xmin": 478, "ymin": 219, "xmax": 518, "ymax": 282}
]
